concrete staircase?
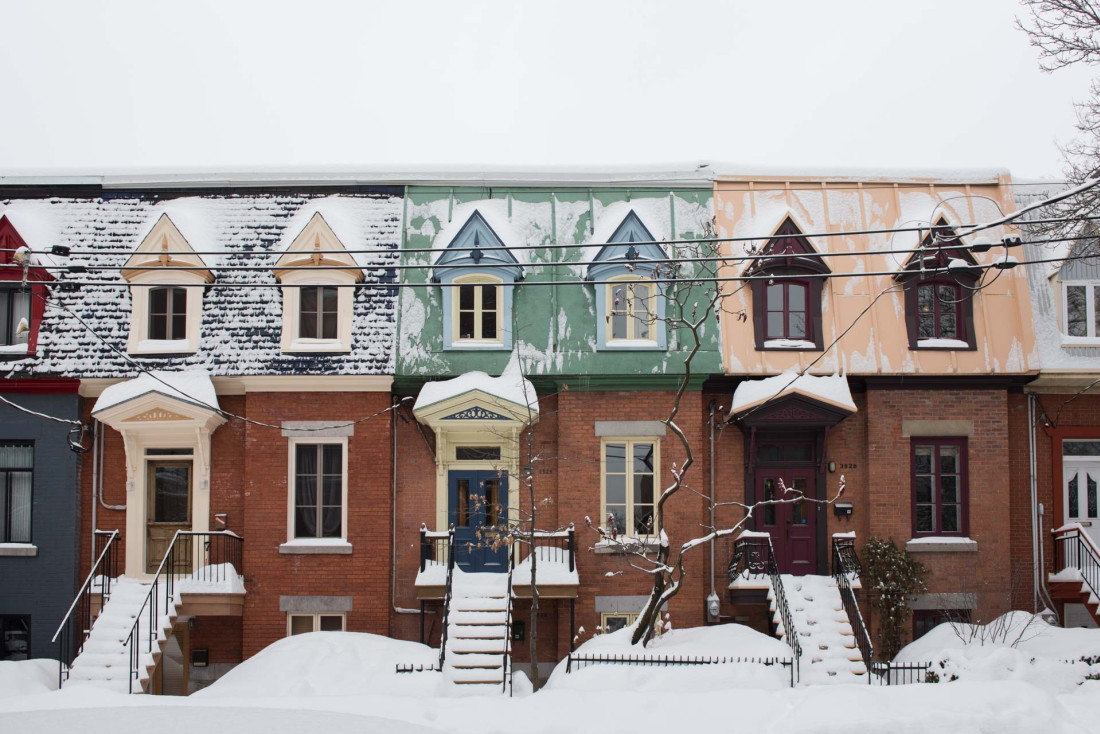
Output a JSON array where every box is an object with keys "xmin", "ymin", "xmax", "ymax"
[
  {"xmin": 1049, "ymin": 570, "xmax": 1100, "ymax": 627},
  {"xmin": 770, "ymin": 574, "xmax": 866, "ymax": 684},
  {"xmin": 66, "ymin": 577, "xmax": 181, "ymax": 693},
  {"xmin": 442, "ymin": 572, "xmax": 511, "ymax": 693}
]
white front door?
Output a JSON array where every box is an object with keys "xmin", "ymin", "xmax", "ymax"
[{"xmin": 1063, "ymin": 455, "xmax": 1100, "ymax": 549}]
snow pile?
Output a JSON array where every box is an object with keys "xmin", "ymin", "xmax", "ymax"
[
  {"xmin": 511, "ymin": 545, "xmax": 579, "ymax": 586},
  {"xmin": 414, "ymin": 351, "xmax": 538, "ymax": 415},
  {"xmin": 177, "ymin": 563, "xmax": 245, "ymax": 594},
  {"xmin": 730, "ymin": 371, "xmax": 856, "ymax": 415},
  {"xmin": 546, "ymin": 623, "xmax": 793, "ymax": 692},
  {"xmin": 0, "ymin": 659, "xmax": 58, "ymax": 698},
  {"xmin": 895, "ymin": 611, "xmax": 1100, "ymax": 693},
  {"xmin": 92, "ymin": 369, "xmax": 219, "ymax": 414},
  {"xmin": 196, "ymin": 632, "xmax": 441, "ymax": 699}
]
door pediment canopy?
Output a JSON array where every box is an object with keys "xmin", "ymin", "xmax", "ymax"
[
  {"xmin": 414, "ymin": 390, "xmax": 535, "ymax": 430},
  {"xmin": 92, "ymin": 371, "xmax": 225, "ymax": 433},
  {"xmin": 729, "ymin": 372, "xmax": 855, "ymax": 429}
]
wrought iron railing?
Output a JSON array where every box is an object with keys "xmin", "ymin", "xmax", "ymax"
[
  {"xmin": 51, "ymin": 529, "xmax": 120, "ymax": 688},
  {"xmin": 511, "ymin": 525, "xmax": 576, "ymax": 573},
  {"xmin": 1053, "ymin": 523, "xmax": 1100, "ymax": 603},
  {"xmin": 566, "ymin": 653, "xmax": 796, "ymax": 687},
  {"xmin": 502, "ymin": 555, "xmax": 515, "ymax": 696},
  {"xmin": 435, "ymin": 526, "xmax": 456, "ymax": 670},
  {"xmin": 420, "ymin": 524, "xmax": 452, "ymax": 573},
  {"xmin": 869, "ymin": 661, "xmax": 932, "ymax": 685},
  {"xmin": 729, "ymin": 532, "xmax": 801, "ymax": 682},
  {"xmin": 125, "ymin": 530, "xmax": 243, "ymax": 693},
  {"xmin": 831, "ymin": 535, "xmax": 874, "ymax": 677}
]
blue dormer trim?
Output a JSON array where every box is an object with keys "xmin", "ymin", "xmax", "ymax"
[
  {"xmin": 588, "ymin": 211, "xmax": 667, "ymax": 351},
  {"xmin": 436, "ymin": 210, "xmax": 520, "ymax": 351}
]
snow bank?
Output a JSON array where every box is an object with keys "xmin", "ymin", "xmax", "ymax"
[
  {"xmin": 730, "ymin": 371, "xmax": 856, "ymax": 415},
  {"xmin": 0, "ymin": 659, "xmax": 58, "ymax": 698},
  {"xmin": 546, "ymin": 623, "xmax": 793, "ymax": 692},
  {"xmin": 414, "ymin": 351, "xmax": 538, "ymax": 415},
  {"xmin": 895, "ymin": 611, "xmax": 1100, "ymax": 693},
  {"xmin": 92, "ymin": 370, "xmax": 219, "ymax": 414},
  {"xmin": 195, "ymin": 632, "xmax": 441, "ymax": 699}
]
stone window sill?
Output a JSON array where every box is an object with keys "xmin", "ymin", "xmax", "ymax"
[
  {"xmin": 0, "ymin": 543, "xmax": 38, "ymax": 557},
  {"xmin": 905, "ymin": 537, "xmax": 977, "ymax": 553},
  {"xmin": 279, "ymin": 539, "xmax": 353, "ymax": 555}
]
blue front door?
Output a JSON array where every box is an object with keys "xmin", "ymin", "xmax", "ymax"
[{"xmin": 449, "ymin": 470, "xmax": 508, "ymax": 572}]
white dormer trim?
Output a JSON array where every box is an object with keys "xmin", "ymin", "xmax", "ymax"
[
  {"xmin": 276, "ymin": 213, "xmax": 361, "ymax": 353},
  {"xmin": 124, "ymin": 214, "xmax": 212, "ymax": 355}
]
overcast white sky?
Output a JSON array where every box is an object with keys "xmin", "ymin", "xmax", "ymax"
[{"xmin": 0, "ymin": 0, "xmax": 1094, "ymax": 178}]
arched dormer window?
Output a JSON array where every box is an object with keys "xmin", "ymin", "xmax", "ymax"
[
  {"xmin": 274, "ymin": 211, "xmax": 363, "ymax": 353},
  {"xmin": 433, "ymin": 209, "xmax": 522, "ymax": 350},
  {"xmin": 744, "ymin": 217, "xmax": 829, "ymax": 351},
  {"xmin": 123, "ymin": 213, "xmax": 214, "ymax": 355},
  {"xmin": 895, "ymin": 219, "xmax": 979, "ymax": 350},
  {"xmin": 587, "ymin": 210, "xmax": 667, "ymax": 350}
]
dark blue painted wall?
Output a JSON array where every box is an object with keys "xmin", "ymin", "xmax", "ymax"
[{"xmin": 0, "ymin": 393, "xmax": 82, "ymax": 662}]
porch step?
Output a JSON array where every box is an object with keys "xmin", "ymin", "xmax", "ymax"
[
  {"xmin": 771, "ymin": 574, "xmax": 867, "ymax": 685},
  {"xmin": 441, "ymin": 571, "xmax": 513, "ymax": 692},
  {"xmin": 1049, "ymin": 577, "xmax": 1100, "ymax": 626}
]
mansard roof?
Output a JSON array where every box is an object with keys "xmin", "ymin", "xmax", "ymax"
[{"xmin": 0, "ymin": 193, "xmax": 400, "ymax": 379}]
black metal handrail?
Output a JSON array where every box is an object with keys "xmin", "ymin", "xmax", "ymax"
[
  {"xmin": 1053, "ymin": 523, "xmax": 1100, "ymax": 604},
  {"xmin": 437, "ymin": 526, "xmax": 456, "ymax": 670},
  {"xmin": 729, "ymin": 532, "xmax": 801, "ymax": 682},
  {"xmin": 502, "ymin": 549, "xmax": 515, "ymax": 695},
  {"xmin": 51, "ymin": 529, "xmax": 120, "ymax": 688},
  {"xmin": 831, "ymin": 536, "xmax": 875, "ymax": 678},
  {"xmin": 511, "ymin": 524, "xmax": 576, "ymax": 574},
  {"xmin": 125, "ymin": 530, "xmax": 243, "ymax": 693}
]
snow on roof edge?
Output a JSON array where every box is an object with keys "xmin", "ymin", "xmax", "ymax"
[{"xmin": 729, "ymin": 371, "xmax": 856, "ymax": 418}]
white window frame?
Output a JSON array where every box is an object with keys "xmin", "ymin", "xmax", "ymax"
[
  {"xmin": 286, "ymin": 612, "xmax": 346, "ymax": 636},
  {"xmin": 280, "ymin": 273, "xmax": 355, "ymax": 353},
  {"xmin": 285, "ymin": 437, "xmax": 349, "ymax": 543},
  {"xmin": 600, "ymin": 612, "xmax": 638, "ymax": 633},
  {"xmin": 606, "ymin": 275, "xmax": 657, "ymax": 344},
  {"xmin": 600, "ymin": 437, "xmax": 659, "ymax": 538},
  {"xmin": 452, "ymin": 274, "xmax": 504, "ymax": 345},
  {"xmin": 126, "ymin": 272, "xmax": 205, "ymax": 355},
  {"xmin": 1062, "ymin": 280, "xmax": 1100, "ymax": 343}
]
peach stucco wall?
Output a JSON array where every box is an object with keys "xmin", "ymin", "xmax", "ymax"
[{"xmin": 715, "ymin": 175, "xmax": 1038, "ymax": 376}]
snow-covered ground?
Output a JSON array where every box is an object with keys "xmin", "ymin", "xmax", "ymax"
[{"xmin": 4, "ymin": 621, "xmax": 1100, "ymax": 734}]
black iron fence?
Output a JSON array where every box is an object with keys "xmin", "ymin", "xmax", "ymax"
[
  {"xmin": 729, "ymin": 532, "xmax": 802, "ymax": 683},
  {"xmin": 420, "ymin": 525, "xmax": 453, "ymax": 573},
  {"xmin": 51, "ymin": 529, "xmax": 120, "ymax": 688},
  {"xmin": 511, "ymin": 526, "xmax": 576, "ymax": 573},
  {"xmin": 1054, "ymin": 524, "xmax": 1100, "ymax": 602},
  {"xmin": 869, "ymin": 661, "xmax": 933, "ymax": 685},
  {"xmin": 126, "ymin": 530, "xmax": 243, "ymax": 693},
  {"xmin": 566, "ymin": 652, "xmax": 796, "ymax": 687}
]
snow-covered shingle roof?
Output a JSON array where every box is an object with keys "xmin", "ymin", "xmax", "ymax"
[{"xmin": 0, "ymin": 193, "xmax": 400, "ymax": 378}]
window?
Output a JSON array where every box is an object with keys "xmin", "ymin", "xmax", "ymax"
[
  {"xmin": 745, "ymin": 218, "xmax": 829, "ymax": 350},
  {"xmin": 764, "ymin": 281, "xmax": 810, "ymax": 340},
  {"xmin": 148, "ymin": 287, "xmax": 187, "ymax": 341},
  {"xmin": 0, "ymin": 615, "xmax": 30, "ymax": 661},
  {"xmin": 0, "ymin": 289, "xmax": 31, "ymax": 347},
  {"xmin": 454, "ymin": 276, "xmax": 502, "ymax": 343},
  {"xmin": 298, "ymin": 286, "xmax": 339, "ymax": 340},
  {"xmin": 287, "ymin": 613, "xmax": 345, "ymax": 636},
  {"xmin": 292, "ymin": 443, "xmax": 345, "ymax": 539},
  {"xmin": 912, "ymin": 438, "xmax": 968, "ymax": 536},
  {"xmin": 602, "ymin": 439, "xmax": 657, "ymax": 536},
  {"xmin": 601, "ymin": 612, "xmax": 638, "ymax": 633},
  {"xmin": 1063, "ymin": 282, "xmax": 1100, "ymax": 339},
  {"xmin": 913, "ymin": 609, "xmax": 970, "ymax": 641},
  {"xmin": 607, "ymin": 277, "xmax": 655, "ymax": 342},
  {"xmin": 916, "ymin": 280, "xmax": 962, "ymax": 341},
  {"xmin": 0, "ymin": 442, "xmax": 33, "ymax": 543}
]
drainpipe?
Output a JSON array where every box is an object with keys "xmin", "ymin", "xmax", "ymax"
[
  {"xmin": 97, "ymin": 420, "xmax": 124, "ymax": 512},
  {"xmin": 91, "ymin": 416, "xmax": 97, "ymax": 561},
  {"xmin": 1028, "ymin": 393, "xmax": 1040, "ymax": 612},
  {"xmin": 392, "ymin": 396, "xmax": 420, "ymax": 615},
  {"xmin": 706, "ymin": 401, "xmax": 720, "ymax": 622}
]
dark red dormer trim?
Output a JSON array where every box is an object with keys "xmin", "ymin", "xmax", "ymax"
[{"xmin": 0, "ymin": 215, "xmax": 57, "ymax": 356}]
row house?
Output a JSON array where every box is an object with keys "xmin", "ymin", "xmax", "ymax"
[{"xmin": 0, "ymin": 166, "xmax": 1088, "ymax": 694}]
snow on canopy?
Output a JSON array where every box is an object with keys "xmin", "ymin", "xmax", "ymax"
[
  {"xmin": 92, "ymin": 369, "xmax": 219, "ymax": 414},
  {"xmin": 414, "ymin": 351, "xmax": 538, "ymax": 415},
  {"xmin": 730, "ymin": 371, "xmax": 855, "ymax": 416}
]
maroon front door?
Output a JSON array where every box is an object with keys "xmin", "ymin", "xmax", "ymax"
[{"xmin": 756, "ymin": 467, "xmax": 816, "ymax": 575}]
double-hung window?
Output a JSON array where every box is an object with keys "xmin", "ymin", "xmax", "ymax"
[
  {"xmin": 912, "ymin": 438, "xmax": 967, "ymax": 536},
  {"xmin": 1063, "ymin": 282, "xmax": 1100, "ymax": 339},
  {"xmin": 602, "ymin": 439, "xmax": 657, "ymax": 536},
  {"xmin": 607, "ymin": 277, "xmax": 654, "ymax": 342},
  {"xmin": 292, "ymin": 442, "xmax": 345, "ymax": 539},
  {"xmin": 299, "ymin": 286, "xmax": 339, "ymax": 340},
  {"xmin": 0, "ymin": 442, "xmax": 33, "ymax": 543},
  {"xmin": 0, "ymin": 289, "xmax": 31, "ymax": 347},
  {"xmin": 765, "ymin": 281, "xmax": 810, "ymax": 341},
  {"xmin": 148, "ymin": 286, "xmax": 188, "ymax": 341},
  {"xmin": 916, "ymin": 280, "xmax": 963, "ymax": 341},
  {"xmin": 455, "ymin": 277, "xmax": 502, "ymax": 343}
]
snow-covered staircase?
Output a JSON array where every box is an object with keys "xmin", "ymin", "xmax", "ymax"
[
  {"xmin": 770, "ymin": 575, "xmax": 866, "ymax": 684},
  {"xmin": 66, "ymin": 577, "xmax": 182, "ymax": 693},
  {"xmin": 442, "ymin": 572, "xmax": 511, "ymax": 693}
]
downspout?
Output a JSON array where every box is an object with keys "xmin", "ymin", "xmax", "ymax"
[
  {"xmin": 1028, "ymin": 393, "xmax": 1039, "ymax": 612},
  {"xmin": 98, "ymin": 420, "xmax": 124, "ymax": 512},
  {"xmin": 706, "ymin": 401, "xmax": 720, "ymax": 622},
  {"xmin": 392, "ymin": 397, "xmax": 419, "ymax": 615},
  {"xmin": 91, "ymin": 416, "xmax": 97, "ymax": 561}
]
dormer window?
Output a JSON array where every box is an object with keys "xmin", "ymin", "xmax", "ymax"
[
  {"xmin": 274, "ymin": 211, "xmax": 363, "ymax": 353},
  {"xmin": 0, "ymin": 214, "xmax": 58, "ymax": 358},
  {"xmin": 744, "ymin": 217, "xmax": 828, "ymax": 350},
  {"xmin": 895, "ymin": 219, "xmax": 978, "ymax": 350},
  {"xmin": 1064, "ymin": 282, "xmax": 1100, "ymax": 340},
  {"xmin": 1, "ymin": 289, "xmax": 31, "ymax": 347},
  {"xmin": 432, "ymin": 209, "xmax": 522, "ymax": 350},
  {"xmin": 588, "ymin": 211, "xmax": 667, "ymax": 350},
  {"xmin": 123, "ymin": 213, "xmax": 214, "ymax": 355}
]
